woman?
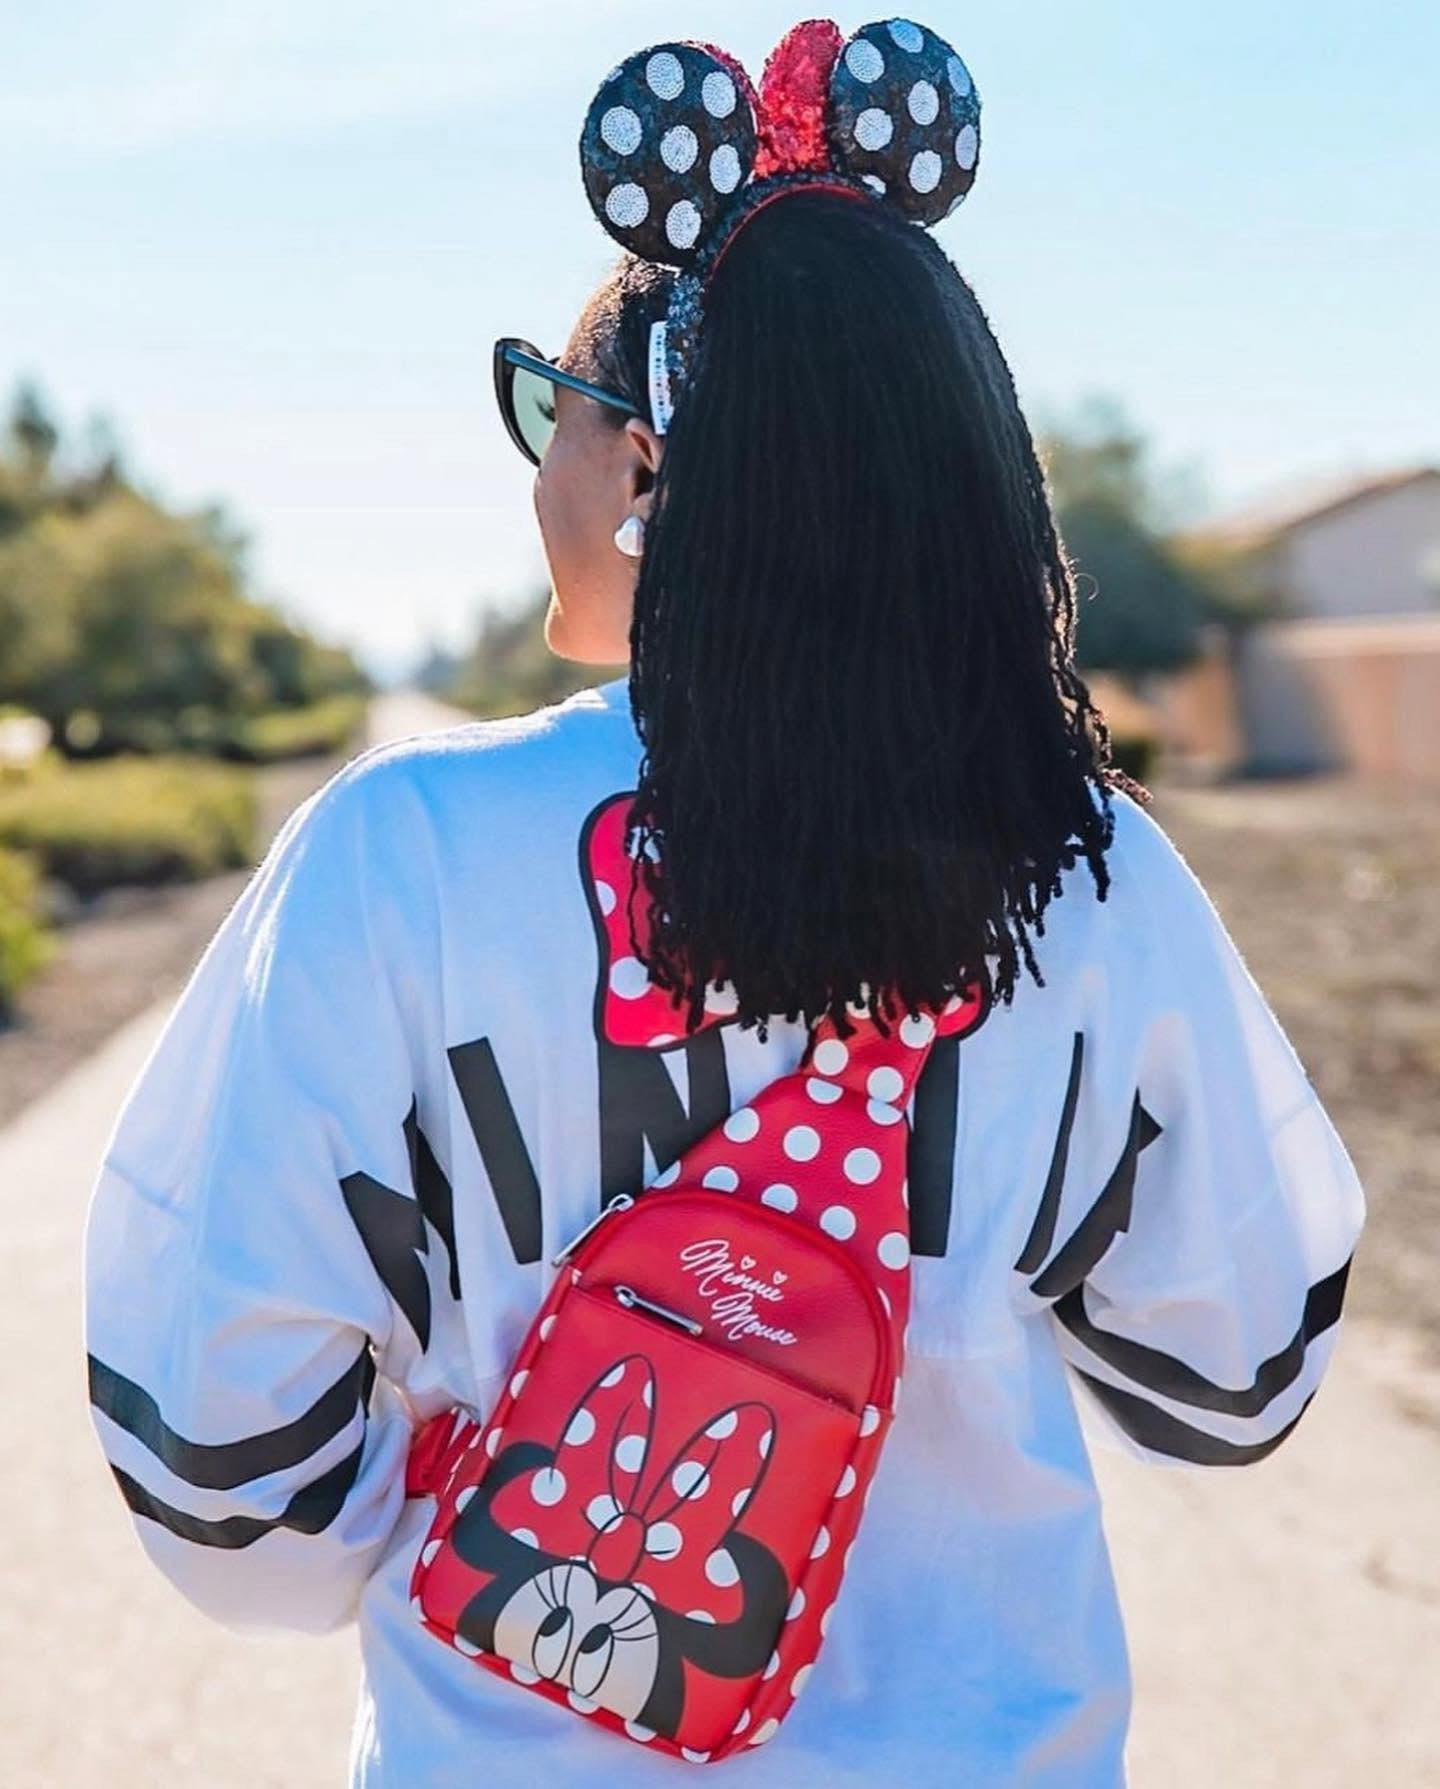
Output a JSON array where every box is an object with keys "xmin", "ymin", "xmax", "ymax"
[{"xmin": 84, "ymin": 19, "xmax": 1364, "ymax": 1787}]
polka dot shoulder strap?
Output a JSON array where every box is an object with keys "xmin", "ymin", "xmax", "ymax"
[{"xmin": 404, "ymin": 791, "xmax": 990, "ymax": 1761}]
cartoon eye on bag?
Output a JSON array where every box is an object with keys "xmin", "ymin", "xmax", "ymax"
[
  {"xmin": 578, "ymin": 18, "xmax": 982, "ymax": 271},
  {"xmin": 448, "ymin": 1354, "xmax": 788, "ymax": 1739}
]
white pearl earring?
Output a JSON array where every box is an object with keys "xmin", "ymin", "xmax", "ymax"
[{"xmin": 613, "ymin": 514, "xmax": 645, "ymax": 558}]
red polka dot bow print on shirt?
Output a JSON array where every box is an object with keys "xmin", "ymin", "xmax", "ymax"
[
  {"xmin": 406, "ymin": 792, "xmax": 990, "ymax": 1761},
  {"xmin": 584, "ymin": 792, "xmax": 989, "ymax": 1345}
]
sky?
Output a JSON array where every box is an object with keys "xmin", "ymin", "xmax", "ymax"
[{"xmin": 2, "ymin": 2, "xmax": 1436, "ymax": 682}]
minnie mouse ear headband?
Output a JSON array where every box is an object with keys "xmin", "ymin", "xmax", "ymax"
[{"xmin": 579, "ymin": 16, "xmax": 981, "ymax": 436}]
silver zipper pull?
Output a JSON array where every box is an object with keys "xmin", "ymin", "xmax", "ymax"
[
  {"xmin": 551, "ymin": 1194, "xmax": 635, "ymax": 1268},
  {"xmin": 614, "ymin": 1284, "xmax": 704, "ymax": 1337}
]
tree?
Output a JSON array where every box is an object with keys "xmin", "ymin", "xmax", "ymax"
[
  {"xmin": 8, "ymin": 382, "xmax": 60, "ymax": 475},
  {"xmin": 0, "ymin": 390, "xmax": 369, "ymax": 751},
  {"xmin": 1040, "ymin": 398, "xmax": 1210, "ymax": 678},
  {"xmin": 444, "ymin": 584, "xmax": 611, "ymax": 719}
]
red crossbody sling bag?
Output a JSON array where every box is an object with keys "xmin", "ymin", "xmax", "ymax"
[{"xmin": 403, "ymin": 793, "xmax": 989, "ymax": 1761}]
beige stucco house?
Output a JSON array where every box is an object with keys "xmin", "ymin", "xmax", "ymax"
[
  {"xmin": 1160, "ymin": 467, "xmax": 1440, "ymax": 783},
  {"xmin": 1200, "ymin": 466, "xmax": 1440, "ymax": 622}
]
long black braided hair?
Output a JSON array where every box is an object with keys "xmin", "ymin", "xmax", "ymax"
[{"xmin": 573, "ymin": 189, "xmax": 1136, "ymax": 1044}]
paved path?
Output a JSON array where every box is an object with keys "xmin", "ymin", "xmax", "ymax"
[
  {"xmin": 1, "ymin": 691, "xmax": 1435, "ymax": 1785},
  {"xmin": 1098, "ymin": 1327, "xmax": 1440, "ymax": 1786}
]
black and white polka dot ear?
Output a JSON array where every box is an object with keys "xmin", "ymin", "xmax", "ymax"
[
  {"xmin": 827, "ymin": 18, "xmax": 981, "ymax": 224},
  {"xmin": 579, "ymin": 42, "xmax": 760, "ymax": 267}
]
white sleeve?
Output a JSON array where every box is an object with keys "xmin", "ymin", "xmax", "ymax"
[
  {"xmin": 82, "ymin": 760, "xmax": 420, "ymax": 1633},
  {"xmin": 1013, "ymin": 799, "xmax": 1366, "ymax": 1467}
]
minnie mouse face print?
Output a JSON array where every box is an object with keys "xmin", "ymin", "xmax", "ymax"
[
  {"xmin": 492, "ymin": 1565, "xmax": 662, "ymax": 1718},
  {"xmin": 447, "ymin": 1355, "xmax": 787, "ymax": 1736}
]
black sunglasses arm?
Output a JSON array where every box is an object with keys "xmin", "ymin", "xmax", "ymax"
[{"xmin": 496, "ymin": 341, "xmax": 642, "ymax": 419}]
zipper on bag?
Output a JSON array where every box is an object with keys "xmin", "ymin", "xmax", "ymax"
[
  {"xmin": 563, "ymin": 1187, "xmax": 898, "ymax": 1412},
  {"xmin": 613, "ymin": 1283, "xmax": 705, "ymax": 1336},
  {"xmin": 550, "ymin": 1192, "xmax": 635, "ymax": 1266}
]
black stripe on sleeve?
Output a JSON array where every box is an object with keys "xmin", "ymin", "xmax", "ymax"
[
  {"xmin": 1029, "ymin": 1094, "xmax": 1164, "ymax": 1301},
  {"xmin": 88, "ymin": 1346, "xmax": 375, "ymax": 1492},
  {"xmin": 109, "ymin": 1440, "xmax": 366, "ymax": 1549},
  {"xmin": 1072, "ymin": 1368, "xmax": 1316, "ymax": 1466},
  {"xmin": 1053, "ymin": 1256, "xmax": 1352, "ymax": 1419}
]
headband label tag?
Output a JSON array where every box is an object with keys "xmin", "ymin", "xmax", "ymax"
[{"xmin": 648, "ymin": 319, "xmax": 673, "ymax": 436}]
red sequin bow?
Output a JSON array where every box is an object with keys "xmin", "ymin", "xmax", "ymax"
[
  {"xmin": 697, "ymin": 20, "xmax": 867, "ymax": 286},
  {"xmin": 752, "ymin": 18, "xmax": 848, "ymax": 179}
]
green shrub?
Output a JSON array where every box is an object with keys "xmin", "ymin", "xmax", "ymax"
[
  {"xmin": 0, "ymin": 754, "xmax": 258, "ymax": 893},
  {"xmin": 0, "ymin": 845, "xmax": 56, "ymax": 1013},
  {"xmin": 221, "ymin": 693, "xmax": 368, "ymax": 763},
  {"xmin": 71, "ymin": 692, "xmax": 367, "ymax": 763}
]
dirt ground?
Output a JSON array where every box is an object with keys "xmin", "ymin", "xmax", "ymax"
[{"xmin": 1148, "ymin": 775, "xmax": 1440, "ymax": 1353}]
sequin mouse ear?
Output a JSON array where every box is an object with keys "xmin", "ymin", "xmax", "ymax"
[
  {"xmin": 826, "ymin": 17, "xmax": 981, "ymax": 223},
  {"xmin": 579, "ymin": 42, "xmax": 760, "ymax": 267}
]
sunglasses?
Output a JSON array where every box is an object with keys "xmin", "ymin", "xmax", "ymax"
[{"xmin": 493, "ymin": 337, "xmax": 643, "ymax": 467}]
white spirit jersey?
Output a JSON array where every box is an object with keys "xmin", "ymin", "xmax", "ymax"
[{"xmin": 83, "ymin": 674, "xmax": 1365, "ymax": 1787}]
